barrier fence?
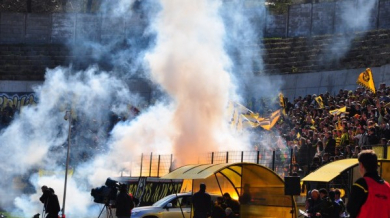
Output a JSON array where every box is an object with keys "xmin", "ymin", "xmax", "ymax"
[
  {"xmin": 130, "ymin": 149, "xmax": 294, "ymax": 179},
  {"xmin": 129, "ymin": 144, "xmax": 389, "ymax": 179}
]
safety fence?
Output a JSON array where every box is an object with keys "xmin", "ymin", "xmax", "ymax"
[
  {"xmin": 129, "ymin": 149, "xmax": 294, "ymax": 179},
  {"xmin": 128, "ymin": 144, "xmax": 389, "ymax": 179}
]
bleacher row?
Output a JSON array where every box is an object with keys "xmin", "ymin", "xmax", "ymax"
[
  {"xmin": 259, "ymin": 29, "xmax": 390, "ymax": 74},
  {"xmin": 2, "ymin": 29, "xmax": 390, "ymax": 80}
]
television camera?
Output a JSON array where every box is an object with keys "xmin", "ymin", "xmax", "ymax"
[{"xmin": 91, "ymin": 178, "xmax": 123, "ymax": 206}]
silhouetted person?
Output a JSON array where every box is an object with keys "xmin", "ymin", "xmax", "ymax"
[
  {"xmin": 40, "ymin": 186, "xmax": 60, "ymax": 218},
  {"xmin": 239, "ymin": 184, "xmax": 251, "ymax": 205},
  {"xmin": 192, "ymin": 183, "xmax": 211, "ymax": 218},
  {"xmin": 116, "ymin": 184, "xmax": 134, "ymax": 218},
  {"xmin": 306, "ymin": 189, "xmax": 322, "ymax": 217},
  {"xmin": 223, "ymin": 193, "xmax": 240, "ymax": 215},
  {"xmin": 211, "ymin": 197, "xmax": 225, "ymax": 218}
]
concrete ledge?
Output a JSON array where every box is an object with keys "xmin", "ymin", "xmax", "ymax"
[{"xmin": 278, "ymin": 64, "xmax": 390, "ymax": 100}]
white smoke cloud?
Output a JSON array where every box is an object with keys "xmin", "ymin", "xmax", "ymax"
[
  {"xmin": 0, "ymin": 66, "xmax": 138, "ymax": 217},
  {"xmin": 144, "ymin": 0, "xmax": 251, "ymax": 166},
  {"xmin": 13, "ymin": 174, "xmax": 99, "ymax": 218},
  {"xmin": 322, "ymin": 0, "xmax": 377, "ymax": 62}
]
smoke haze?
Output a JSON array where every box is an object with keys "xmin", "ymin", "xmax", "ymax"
[{"xmin": 322, "ymin": 0, "xmax": 377, "ymax": 62}]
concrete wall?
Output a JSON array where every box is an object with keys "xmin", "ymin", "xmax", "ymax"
[
  {"xmin": 379, "ymin": 1, "xmax": 390, "ymax": 29},
  {"xmin": 271, "ymin": 0, "xmax": 386, "ymax": 38},
  {"xmin": 311, "ymin": 2, "xmax": 334, "ymax": 35},
  {"xmin": 288, "ymin": 4, "xmax": 312, "ymax": 37},
  {"xmin": 0, "ymin": 79, "xmax": 152, "ymax": 102},
  {"xmin": 0, "ymin": 12, "xmax": 145, "ymax": 44},
  {"xmin": 277, "ymin": 64, "xmax": 390, "ymax": 100},
  {"xmin": 2, "ymin": 1, "xmax": 390, "ymax": 42},
  {"xmin": 4, "ymin": 64, "xmax": 390, "ymax": 103}
]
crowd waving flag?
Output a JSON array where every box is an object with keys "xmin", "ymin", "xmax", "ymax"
[
  {"xmin": 228, "ymin": 101, "xmax": 260, "ymax": 131},
  {"xmin": 315, "ymin": 96, "xmax": 324, "ymax": 109},
  {"xmin": 329, "ymin": 106, "xmax": 347, "ymax": 116},
  {"xmin": 258, "ymin": 109, "xmax": 281, "ymax": 131},
  {"xmin": 227, "ymin": 102, "xmax": 281, "ymax": 131},
  {"xmin": 279, "ymin": 93, "xmax": 287, "ymax": 115},
  {"xmin": 357, "ymin": 68, "xmax": 376, "ymax": 93}
]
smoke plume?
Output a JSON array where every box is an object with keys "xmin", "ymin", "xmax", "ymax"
[
  {"xmin": 0, "ymin": 66, "xmax": 137, "ymax": 217},
  {"xmin": 144, "ymin": 0, "xmax": 249, "ymax": 166}
]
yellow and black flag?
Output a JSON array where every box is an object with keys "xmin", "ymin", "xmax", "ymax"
[
  {"xmin": 279, "ymin": 93, "xmax": 285, "ymax": 108},
  {"xmin": 357, "ymin": 68, "xmax": 376, "ymax": 93},
  {"xmin": 228, "ymin": 101, "xmax": 260, "ymax": 131},
  {"xmin": 279, "ymin": 93, "xmax": 287, "ymax": 115},
  {"xmin": 329, "ymin": 106, "xmax": 347, "ymax": 116},
  {"xmin": 315, "ymin": 96, "xmax": 324, "ymax": 109},
  {"xmin": 258, "ymin": 109, "xmax": 281, "ymax": 131},
  {"xmin": 336, "ymin": 116, "xmax": 343, "ymax": 131}
]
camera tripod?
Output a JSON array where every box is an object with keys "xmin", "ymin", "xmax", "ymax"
[{"xmin": 97, "ymin": 203, "xmax": 113, "ymax": 218}]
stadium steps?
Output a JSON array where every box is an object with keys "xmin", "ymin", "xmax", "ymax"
[{"xmin": 260, "ymin": 29, "xmax": 390, "ymax": 74}]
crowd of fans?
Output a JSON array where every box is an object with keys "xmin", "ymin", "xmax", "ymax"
[
  {"xmin": 305, "ymin": 188, "xmax": 347, "ymax": 218},
  {"xmin": 273, "ymin": 83, "xmax": 390, "ymax": 176}
]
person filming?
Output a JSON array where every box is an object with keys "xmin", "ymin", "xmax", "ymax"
[
  {"xmin": 39, "ymin": 186, "xmax": 60, "ymax": 218},
  {"xmin": 115, "ymin": 184, "xmax": 134, "ymax": 218}
]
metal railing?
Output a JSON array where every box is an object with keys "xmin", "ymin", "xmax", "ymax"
[
  {"xmin": 130, "ymin": 149, "xmax": 294, "ymax": 179},
  {"xmin": 128, "ymin": 144, "xmax": 389, "ymax": 179}
]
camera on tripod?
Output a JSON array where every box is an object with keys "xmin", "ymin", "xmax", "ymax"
[{"xmin": 91, "ymin": 178, "xmax": 122, "ymax": 206}]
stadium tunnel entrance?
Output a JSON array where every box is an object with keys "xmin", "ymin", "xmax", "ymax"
[{"xmin": 161, "ymin": 162, "xmax": 297, "ymax": 218}]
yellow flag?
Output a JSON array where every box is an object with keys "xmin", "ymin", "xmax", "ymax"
[
  {"xmin": 315, "ymin": 96, "xmax": 324, "ymax": 109},
  {"xmin": 329, "ymin": 106, "xmax": 346, "ymax": 115},
  {"xmin": 228, "ymin": 101, "xmax": 260, "ymax": 131},
  {"xmin": 242, "ymin": 111, "xmax": 259, "ymax": 121},
  {"xmin": 357, "ymin": 68, "xmax": 376, "ymax": 93},
  {"xmin": 241, "ymin": 114, "xmax": 260, "ymax": 128},
  {"xmin": 237, "ymin": 115, "xmax": 243, "ymax": 131},
  {"xmin": 296, "ymin": 132, "xmax": 301, "ymax": 139},
  {"xmin": 279, "ymin": 93, "xmax": 287, "ymax": 115},
  {"xmin": 336, "ymin": 116, "xmax": 343, "ymax": 131},
  {"xmin": 258, "ymin": 109, "xmax": 281, "ymax": 130},
  {"xmin": 279, "ymin": 93, "xmax": 285, "ymax": 108},
  {"xmin": 269, "ymin": 109, "xmax": 281, "ymax": 127}
]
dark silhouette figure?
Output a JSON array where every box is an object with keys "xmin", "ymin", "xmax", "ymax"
[
  {"xmin": 223, "ymin": 193, "xmax": 240, "ymax": 216},
  {"xmin": 39, "ymin": 186, "xmax": 60, "ymax": 218},
  {"xmin": 115, "ymin": 184, "xmax": 134, "ymax": 218},
  {"xmin": 211, "ymin": 197, "xmax": 225, "ymax": 218},
  {"xmin": 192, "ymin": 183, "xmax": 211, "ymax": 218}
]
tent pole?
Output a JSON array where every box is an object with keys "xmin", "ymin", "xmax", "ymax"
[
  {"xmin": 191, "ymin": 179, "xmax": 194, "ymax": 218},
  {"xmin": 214, "ymin": 173, "xmax": 223, "ymax": 196}
]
